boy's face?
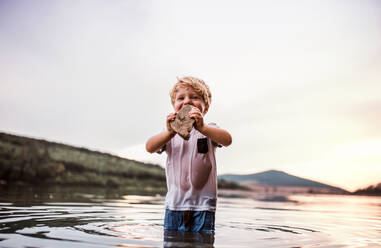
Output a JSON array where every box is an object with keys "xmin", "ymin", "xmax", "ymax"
[{"xmin": 173, "ymin": 87, "xmax": 208, "ymax": 115}]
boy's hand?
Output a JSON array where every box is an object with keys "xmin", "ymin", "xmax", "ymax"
[
  {"xmin": 166, "ymin": 113, "xmax": 177, "ymax": 135},
  {"xmin": 189, "ymin": 107, "xmax": 204, "ymax": 131}
]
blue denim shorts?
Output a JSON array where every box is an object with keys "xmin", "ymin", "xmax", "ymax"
[{"xmin": 164, "ymin": 209, "xmax": 215, "ymax": 233}]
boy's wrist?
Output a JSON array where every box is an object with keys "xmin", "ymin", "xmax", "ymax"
[
  {"xmin": 167, "ymin": 130, "xmax": 176, "ymax": 137},
  {"xmin": 198, "ymin": 124, "xmax": 208, "ymax": 135}
]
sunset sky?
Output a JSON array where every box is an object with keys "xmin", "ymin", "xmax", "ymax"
[{"xmin": 1, "ymin": 0, "xmax": 380, "ymax": 191}]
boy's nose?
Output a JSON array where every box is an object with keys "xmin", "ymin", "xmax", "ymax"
[{"xmin": 184, "ymin": 97, "xmax": 191, "ymax": 104}]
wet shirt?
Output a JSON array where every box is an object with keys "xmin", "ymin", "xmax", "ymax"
[{"xmin": 160, "ymin": 123, "xmax": 220, "ymax": 211}]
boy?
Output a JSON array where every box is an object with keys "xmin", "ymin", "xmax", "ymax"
[{"xmin": 146, "ymin": 76, "xmax": 232, "ymax": 233}]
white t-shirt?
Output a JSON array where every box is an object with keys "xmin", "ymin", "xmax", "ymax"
[{"xmin": 160, "ymin": 123, "xmax": 220, "ymax": 211}]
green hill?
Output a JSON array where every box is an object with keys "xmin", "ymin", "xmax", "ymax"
[
  {"xmin": 0, "ymin": 132, "xmax": 167, "ymax": 192},
  {"xmin": 219, "ymin": 170, "xmax": 348, "ymax": 193}
]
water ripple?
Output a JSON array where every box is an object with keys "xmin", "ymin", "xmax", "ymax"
[{"xmin": 0, "ymin": 192, "xmax": 380, "ymax": 248}]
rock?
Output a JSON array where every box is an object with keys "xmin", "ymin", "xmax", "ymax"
[{"xmin": 170, "ymin": 105, "xmax": 195, "ymax": 140}]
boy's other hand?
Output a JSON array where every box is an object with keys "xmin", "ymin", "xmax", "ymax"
[
  {"xmin": 166, "ymin": 113, "xmax": 177, "ymax": 135},
  {"xmin": 189, "ymin": 107, "xmax": 204, "ymax": 131}
]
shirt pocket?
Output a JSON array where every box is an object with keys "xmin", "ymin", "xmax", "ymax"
[{"xmin": 197, "ymin": 138, "xmax": 209, "ymax": 154}]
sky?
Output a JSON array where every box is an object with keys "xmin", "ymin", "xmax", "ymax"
[{"xmin": 1, "ymin": 0, "xmax": 380, "ymax": 191}]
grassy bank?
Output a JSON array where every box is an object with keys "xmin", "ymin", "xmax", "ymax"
[{"xmin": 0, "ymin": 132, "xmax": 167, "ymax": 192}]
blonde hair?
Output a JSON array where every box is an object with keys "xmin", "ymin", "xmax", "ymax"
[{"xmin": 170, "ymin": 76, "xmax": 212, "ymax": 110}]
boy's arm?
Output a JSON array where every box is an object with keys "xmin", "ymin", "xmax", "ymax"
[
  {"xmin": 146, "ymin": 113, "xmax": 177, "ymax": 153},
  {"xmin": 199, "ymin": 125, "xmax": 232, "ymax": 147},
  {"xmin": 145, "ymin": 130, "xmax": 175, "ymax": 153},
  {"xmin": 189, "ymin": 107, "xmax": 232, "ymax": 147}
]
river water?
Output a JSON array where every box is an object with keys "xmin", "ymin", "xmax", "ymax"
[{"xmin": 0, "ymin": 186, "xmax": 380, "ymax": 248}]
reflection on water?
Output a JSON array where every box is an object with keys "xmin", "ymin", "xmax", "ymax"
[
  {"xmin": 0, "ymin": 186, "xmax": 380, "ymax": 248},
  {"xmin": 164, "ymin": 230, "xmax": 214, "ymax": 248}
]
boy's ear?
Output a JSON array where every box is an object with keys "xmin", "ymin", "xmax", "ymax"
[{"xmin": 203, "ymin": 105, "xmax": 209, "ymax": 115}]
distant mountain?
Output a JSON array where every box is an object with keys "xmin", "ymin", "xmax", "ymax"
[
  {"xmin": 219, "ymin": 170, "xmax": 348, "ymax": 193},
  {"xmin": 353, "ymin": 182, "xmax": 381, "ymax": 196}
]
